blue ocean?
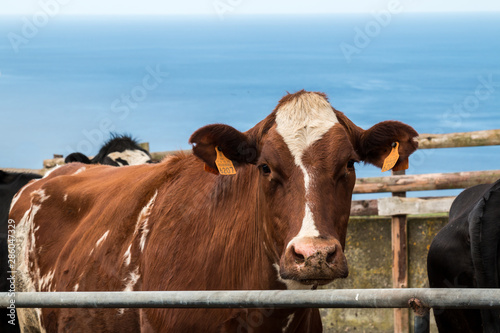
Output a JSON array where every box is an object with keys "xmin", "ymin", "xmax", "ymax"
[{"xmin": 1, "ymin": 13, "xmax": 499, "ymax": 198}]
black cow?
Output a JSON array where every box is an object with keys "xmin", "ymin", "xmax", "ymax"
[
  {"xmin": 65, "ymin": 134, "xmax": 153, "ymax": 166},
  {"xmin": 427, "ymin": 179, "xmax": 500, "ymax": 333}
]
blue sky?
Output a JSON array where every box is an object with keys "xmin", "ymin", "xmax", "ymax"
[{"xmin": 2, "ymin": 0, "xmax": 500, "ymax": 15}]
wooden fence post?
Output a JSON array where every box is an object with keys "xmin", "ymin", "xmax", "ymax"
[
  {"xmin": 139, "ymin": 142, "xmax": 150, "ymax": 152},
  {"xmin": 392, "ymin": 169, "xmax": 409, "ymax": 333}
]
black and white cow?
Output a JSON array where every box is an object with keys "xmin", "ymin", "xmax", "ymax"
[
  {"xmin": 427, "ymin": 179, "xmax": 500, "ymax": 333},
  {"xmin": 65, "ymin": 134, "xmax": 153, "ymax": 166}
]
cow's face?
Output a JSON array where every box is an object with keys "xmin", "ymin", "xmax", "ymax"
[
  {"xmin": 190, "ymin": 90, "xmax": 418, "ymax": 289},
  {"xmin": 255, "ymin": 97, "xmax": 356, "ymax": 288}
]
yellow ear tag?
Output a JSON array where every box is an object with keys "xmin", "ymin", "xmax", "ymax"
[
  {"xmin": 381, "ymin": 142, "xmax": 400, "ymax": 172},
  {"xmin": 215, "ymin": 146, "xmax": 237, "ymax": 175}
]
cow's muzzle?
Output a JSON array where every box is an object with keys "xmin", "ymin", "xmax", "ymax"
[{"xmin": 279, "ymin": 236, "xmax": 348, "ymax": 286}]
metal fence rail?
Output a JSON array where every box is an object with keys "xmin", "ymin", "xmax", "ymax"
[{"xmin": 1, "ymin": 289, "xmax": 499, "ymax": 309}]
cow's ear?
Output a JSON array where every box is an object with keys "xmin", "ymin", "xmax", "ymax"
[
  {"xmin": 359, "ymin": 120, "xmax": 419, "ymax": 170},
  {"xmin": 189, "ymin": 124, "xmax": 259, "ymax": 172},
  {"xmin": 334, "ymin": 111, "xmax": 418, "ymax": 171}
]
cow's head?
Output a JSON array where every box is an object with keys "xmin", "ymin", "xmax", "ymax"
[
  {"xmin": 65, "ymin": 134, "xmax": 153, "ymax": 166},
  {"xmin": 190, "ymin": 91, "xmax": 418, "ymax": 288}
]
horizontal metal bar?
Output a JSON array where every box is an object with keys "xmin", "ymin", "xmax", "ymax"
[{"xmin": 1, "ymin": 289, "xmax": 499, "ymax": 309}]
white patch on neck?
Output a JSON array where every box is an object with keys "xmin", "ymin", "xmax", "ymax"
[
  {"xmin": 134, "ymin": 191, "xmax": 158, "ymax": 252},
  {"xmin": 275, "ymin": 92, "xmax": 338, "ymax": 247},
  {"xmin": 96, "ymin": 230, "xmax": 109, "ymax": 248},
  {"xmin": 123, "ymin": 244, "xmax": 132, "ymax": 267},
  {"xmin": 123, "ymin": 266, "xmax": 140, "ymax": 291},
  {"xmin": 107, "ymin": 150, "xmax": 151, "ymax": 166},
  {"xmin": 40, "ymin": 270, "xmax": 55, "ymax": 291}
]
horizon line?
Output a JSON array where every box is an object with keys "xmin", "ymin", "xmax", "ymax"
[{"xmin": 1, "ymin": 10, "xmax": 500, "ymax": 16}]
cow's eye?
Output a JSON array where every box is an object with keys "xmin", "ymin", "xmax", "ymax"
[
  {"xmin": 260, "ymin": 164, "xmax": 271, "ymax": 175},
  {"xmin": 347, "ymin": 159, "xmax": 356, "ymax": 169}
]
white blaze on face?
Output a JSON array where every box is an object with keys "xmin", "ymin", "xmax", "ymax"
[
  {"xmin": 107, "ymin": 149, "xmax": 151, "ymax": 166},
  {"xmin": 275, "ymin": 92, "xmax": 338, "ymax": 248}
]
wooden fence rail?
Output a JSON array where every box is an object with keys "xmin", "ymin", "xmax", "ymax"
[
  {"xmin": 417, "ymin": 129, "xmax": 500, "ymax": 149},
  {"xmin": 354, "ymin": 169, "xmax": 500, "ymax": 193}
]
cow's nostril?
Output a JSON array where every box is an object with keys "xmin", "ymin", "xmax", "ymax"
[
  {"xmin": 291, "ymin": 246, "xmax": 305, "ymax": 264},
  {"xmin": 326, "ymin": 248, "xmax": 336, "ymax": 264}
]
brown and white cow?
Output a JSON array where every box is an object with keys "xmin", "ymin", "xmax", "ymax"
[{"xmin": 11, "ymin": 90, "xmax": 418, "ymax": 332}]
